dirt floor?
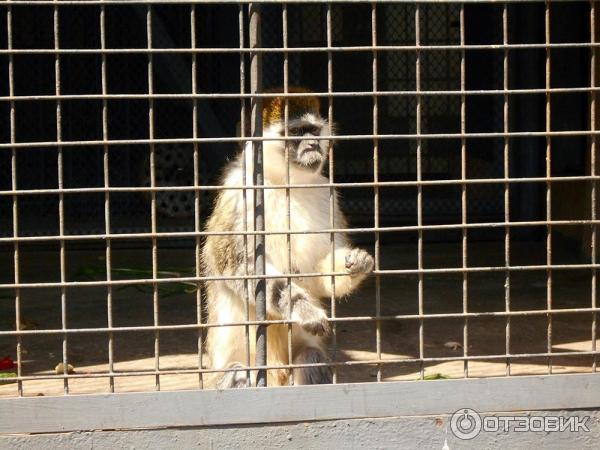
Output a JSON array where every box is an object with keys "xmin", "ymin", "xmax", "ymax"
[{"xmin": 0, "ymin": 240, "xmax": 598, "ymax": 397}]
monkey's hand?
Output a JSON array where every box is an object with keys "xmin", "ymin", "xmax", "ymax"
[
  {"xmin": 273, "ymin": 281, "xmax": 330, "ymax": 336},
  {"xmin": 345, "ymin": 248, "xmax": 374, "ymax": 276},
  {"xmin": 292, "ymin": 300, "xmax": 330, "ymax": 336}
]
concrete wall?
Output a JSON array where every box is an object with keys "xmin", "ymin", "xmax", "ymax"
[{"xmin": 2, "ymin": 410, "xmax": 599, "ymax": 450}]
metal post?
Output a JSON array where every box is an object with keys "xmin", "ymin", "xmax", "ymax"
[
  {"xmin": 249, "ymin": 2, "xmax": 266, "ymax": 388},
  {"xmin": 240, "ymin": 2, "xmax": 252, "ymax": 388},
  {"xmin": 415, "ymin": 3, "xmax": 424, "ymax": 380},
  {"xmin": 502, "ymin": 2, "xmax": 512, "ymax": 377},
  {"xmin": 591, "ymin": 0, "xmax": 598, "ymax": 373},
  {"xmin": 191, "ymin": 3, "xmax": 204, "ymax": 390},
  {"xmin": 146, "ymin": 3, "xmax": 160, "ymax": 391},
  {"xmin": 544, "ymin": 0, "xmax": 553, "ymax": 375},
  {"xmin": 372, "ymin": 2, "xmax": 382, "ymax": 382},
  {"xmin": 326, "ymin": 2, "xmax": 337, "ymax": 385},
  {"xmin": 7, "ymin": 3, "xmax": 22, "ymax": 397}
]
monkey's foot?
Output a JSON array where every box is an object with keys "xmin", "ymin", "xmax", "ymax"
[
  {"xmin": 292, "ymin": 347, "xmax": 333, "ymax": 385},
  {"xmin": 345, "ymin": 248, "xmax": 374, "ymax": 275},
  {"xmin": 216, "ymin": 363, "xmax": 248, "ymax": 389},
  {"xmin": 292, "ymin": 301, "xmax": 331, "ymax": 336}
]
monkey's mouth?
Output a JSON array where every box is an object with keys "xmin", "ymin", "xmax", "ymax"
[
  {"xmin": 296, "ymin": 148, "xmax": 324, "ymax": 170},
  {"xmin": 299, "ymin": 148, "xmax": 322, "ymax": 158}
]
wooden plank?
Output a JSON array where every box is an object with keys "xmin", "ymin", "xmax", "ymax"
[{"xmin": 1, "ymin": 373, "xmax": 600, "ymax": 434}]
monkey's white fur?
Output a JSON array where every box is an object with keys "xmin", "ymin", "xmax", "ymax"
[{"xmin": 203, "ymin": 113, "xmax": 373, "ymax": 387}]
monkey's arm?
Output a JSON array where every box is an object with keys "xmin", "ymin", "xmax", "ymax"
[
  {"xmin": 309, "ymin": 192, "xmax": 374, "ymax": 299},
  {"xmin": 202, "ymin": 184, "xmax": 251, "ymax": 297},
  {"xmin": 314, "ymin": 245, "xmax": 374, "ymax": 299}
]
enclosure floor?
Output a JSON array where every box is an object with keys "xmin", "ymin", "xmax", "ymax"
[{"xmin": 1, "ymin": 240, "xmax": 598, "ymax": 397}]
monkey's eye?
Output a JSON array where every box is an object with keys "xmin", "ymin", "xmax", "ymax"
[
  {"xmin": 287, "ymin": 125, "xmax": 320, "ymax": 136},
  {"xmin": 287, "ymin": 127, "xmax": 300, "ymax": 136}
]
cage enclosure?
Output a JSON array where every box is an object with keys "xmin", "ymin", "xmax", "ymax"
[{"xmin": 0, "ymin": 1, "xmax": 598, "ymax": 399}]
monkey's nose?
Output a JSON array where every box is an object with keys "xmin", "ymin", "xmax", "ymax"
[{"xmin": 306, "ymin": 141, "xmax": 320, "ymax": 151}]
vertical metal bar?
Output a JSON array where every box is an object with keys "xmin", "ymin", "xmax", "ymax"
[
  {"xmin": 239, "ymin": 4, "xmax": 251, "ymax": 388},
  {"xmin": 282, "ymin": 3, "xmax": 294, "ymax": 386},
  {"xmin": 415, "ymin": 4, "xmax": 424, "ymax": 380},
  {"xmin": 545, "ymin": 0, "xmax": 553, "ymax": 375},
  {"xmin": 503, "ymin": 2, "xmax": 512, "ymax": 377},
  {"xmin": 190, "ymin": 3, "xmax": 203, "ymax": 390},
  {"xmin": 7, "ymin": 4, "xmax": 22, "ymax": 397},
  {"xmin": 591, "ymin": 0, "xmax": 597, "ymax": 373},
  {"xmin": 372, "ymin": 2, "xmax": 382, "ymax": 382},
  {"xmin": 146, "ymin": 4, "xmax": 160, "ymax": 391},
  {"xmin": 459, "ymin": 4, "xmax": 468, "ymax": 379},
  {"xmin": 100, "ymin": 1, "xmax": 114, "ymax": 392},
  {"xmin": 53, "ymin": 1, "xmax": 69, "ymax": 394},
  {"xmin": 249, "ymin": 2, "xmax": 266, "ymax": 388},
  {"xmin": 326, "ymin": 2, "xmax": 337, "ymax": 385}
]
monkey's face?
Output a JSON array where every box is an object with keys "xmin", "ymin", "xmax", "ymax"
[{"xmin": 282, "ymin": 114, "xmax": 330, "ymax": 172}]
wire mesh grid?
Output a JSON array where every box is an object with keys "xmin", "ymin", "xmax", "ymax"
[{"xmin": 0, "ymin": 0, "xmax": 599, "ymax": 396}]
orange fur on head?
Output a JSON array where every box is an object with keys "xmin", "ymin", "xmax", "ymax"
[{"xmin": 262, "ymin": 87, "xmax": 321, "ymax": 126}]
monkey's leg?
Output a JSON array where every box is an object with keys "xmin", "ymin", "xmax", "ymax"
[
  {"xmin": 315, "ymin": 246, "xmax": 374, "ymax": 298},
  {"xmin": 209, "ymin": 324, "xmax": 251, "ymax": 389},
  {"xmin": 207, "ymin": 287, "xmax": 252, "ymax": 389},
  {"xmin": 292, "ymin": 346, "xmax": 332, "ymax": 385}
]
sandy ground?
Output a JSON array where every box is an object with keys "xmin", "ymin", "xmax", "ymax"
[{"xmin": 0, "ymin": 240, "xmax": 598, "ymax": 396}]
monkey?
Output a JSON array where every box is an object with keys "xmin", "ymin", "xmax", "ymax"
[{"xmin": 201, "ymin": 87, "xmax": 374, "ymax": 388}]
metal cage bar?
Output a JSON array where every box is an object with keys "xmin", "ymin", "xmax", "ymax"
[
  {"xmin": 415, "ymin": 3, "xmax": 424, "ymax": 380},
  {"xmin": 282, "ymin": 2, "xmax": 294, "ymax": 387},
  {"xmin": 100, "ymin": 0, "xmax": 116, "ymax": 394},
  {"xmin": 544, "ymin": 0, "xmax": 553, "ymax": 375},
  {"xmin": 503, "ymin": 1, "xmax": 512, "ymax": 378},
  {"xmin": 190, "ymin": 2, "xmax": 204, "ymax": 390},
  {"xmin": 326, "ymin": 2, "xmax": 338, "ymax": 385},
  {"xmin": 4, "ymin": 130, "xmax": 600, "ymax": 151},
  {"xmin": 591, "ymin": 0, "xmax": 598, "ymax": 374},
  {"xmin": 459, "ymin": 3, "xmax": 468, "ymax": 378},
  {"xmin": 249, "ymin": 2, "xmax": 266, "ymax": 388},
  {"xmin": 372, "ymin": 2, "xmax": 382, "ymax": 383},
  {"xmin": 145, "ymin": 4, "xmax": 161, "ymax": 391},
  {"xmin": 239, "ymin": 1, "xmax": 252, "ymax": 389},
  {"xmin": 0, "ymin": 0, "xmax": 595, "ymax": 4},
  {"xmin": 53, "ymin": 0, "xmax": 70, "ymax": 395},
  {"xmin": 6, "ymin": 3, "xmax": 23, "ymax": 398}
]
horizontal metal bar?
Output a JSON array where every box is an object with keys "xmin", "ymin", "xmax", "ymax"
[
  {"xmin": 1, "ymin": 42, "xmax": 599, "ymax": 55},
  {"xmin": 1, "ymin": 86, "xmax": 598, "ymax": 103},
  {"xmin": 0, "ymin": 219, "xmax": 597, "ymax": 244},
  {"xmin": 0, "ymin": 264, "xmax": 599, "ymax": 291},
  {"xmin": 0, "ymin": 175, "xmax": 597, "ymax": 198},
  {"xmin": 1, "ymin": 350, "xmax": 599, "ymax": 386},
  {"xmin": 0, "ymin": 307, "xmax": 598, "ymax": 337},
  {"xmin": 0, "ymin": 0, "xmax": 588, "ymax": 5},
  {"xmin": 2, "ymin": 373, "xmax": 600, "ymax": 435},
  {"xmin": 0, "ymin": 130, "xmax": 598, "ymax": 150}
]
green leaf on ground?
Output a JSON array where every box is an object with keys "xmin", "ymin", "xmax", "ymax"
[{"xmin": 0, "ymin": 372, "xmax": 17, "ymax": 384}]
